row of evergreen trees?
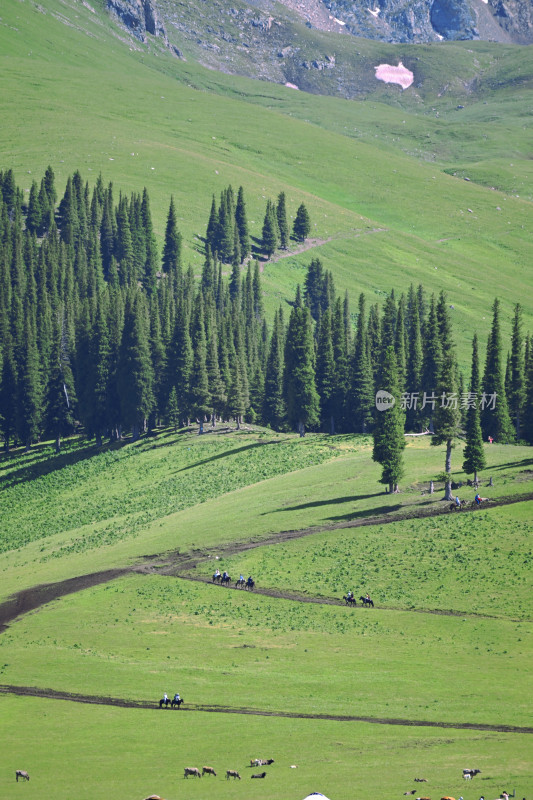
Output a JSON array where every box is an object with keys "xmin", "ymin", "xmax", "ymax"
[
  {"xmin": 1, "ymin": 168, "xmax": 532, "ymax": 468},
  {"xmin": 206, "ymin": 185, "xmax": 311, "ymax": 265}
]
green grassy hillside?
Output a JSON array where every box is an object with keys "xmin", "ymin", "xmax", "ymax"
[
  {"xmin": 1, "ymin": 0, "xmax": 532, "ymax": 367},
  {"xmin": 0, "ymin": 430, "xmax": 531, "ymax": 800}
]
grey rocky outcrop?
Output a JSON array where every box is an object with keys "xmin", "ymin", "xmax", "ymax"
[{"xmin": 106, "ymin": 0, "xmax": 167, "ymax": 43}]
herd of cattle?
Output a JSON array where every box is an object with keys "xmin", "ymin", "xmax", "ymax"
[{"xmin": 183, "ymin": 759, "xmax": 275, "ymax": 780}]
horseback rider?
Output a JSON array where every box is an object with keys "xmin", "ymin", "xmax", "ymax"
[
  {"xmin": 223, "ymin": 570, "xmax": 228, "ymax": 579},
  {"xmin": 346, "ymin": 590, "xmax": 353, "ymax": 601},
  {"xmin": 214, "ymin": 568, "xmax": 220, "ymax": 578},
  {"xmin": 163, "ymin": 692, "xmax": 168, "ymax": 704},
  {"xmin": 240, "ymin": 574, "xmax": 244, "ymax": 582},
  {"xmin": 174, "ymin": 692, "xmax": 180, "ymax": 702},
  {"xmin": 455, "ymin": 495, "xmax": 461, "ymax": 508},
  {"xmin": 247, "ymin": 575, "xmax": 253, "ymax": 586}
]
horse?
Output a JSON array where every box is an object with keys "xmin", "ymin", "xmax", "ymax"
[
  {"xmin": 235, "ymin": 577, "xmax": 246, "ymax": 589},
  {"xmin": 221, "ymin": 573, "xmax": 231, "ymax": 586},
  {"xmin": 245, "ymin": 577, "xmax": 255, "ymax": 591},
  {"xmin": 171, "ymin": 696, "xmax": 184, "ymax": 708},
  {"xmin": 360, "ymin": 596, "xmax": 374, "ymax": 607},
  {"xmin": 159, "ymin": 696, "xmax": 170, "ymax": 708},
  {"xmin": 343, "ymin": 595, "xmax": 356, "ymax": 606},
  {"xmin": 212, "ymin": 572, "xmax": 221, "ymax": 583}
]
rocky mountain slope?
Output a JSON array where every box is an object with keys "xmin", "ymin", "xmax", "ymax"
[{"xmin": 105, "ymin": 0, "xmax": 532, "ymax": 99}]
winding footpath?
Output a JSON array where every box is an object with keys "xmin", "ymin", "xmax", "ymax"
[{"xmin": 1, "ymin": 490, "xmax": 531, "ymax": 732}]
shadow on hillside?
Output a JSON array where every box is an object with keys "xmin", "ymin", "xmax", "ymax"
[
  {"xmin": 326, "ymin": 503, "xmax": 403, "ymax": 523},
  {"xmin": 0, "ymin": 438, "xmax": 127, "ymax": 491},
  {"xmin": 488, "ymin": 457, "xmax": 533, "ymax": 472},
  {"xmin": 266, "ymin": 492, "xmax": 383, "ymax": 513},
  {"xmin": 173, "ymin": 439, "xmax": 283, "ymax": 473}
]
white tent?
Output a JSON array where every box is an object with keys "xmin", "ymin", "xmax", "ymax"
[{"xmin": 302, "ymin": 794, "xmax": 331, "ymax": 800}]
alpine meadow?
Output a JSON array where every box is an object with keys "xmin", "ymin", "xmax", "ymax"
[{"xmin": 0, "ymin": 0, "xmax": 532, "ymax": 799}]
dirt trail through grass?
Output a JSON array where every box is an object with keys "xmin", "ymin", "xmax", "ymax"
[
  {"xmin": 1, "ymin": 684, "xmax": 531, "ymax": 734},
  {"xmin": 1, "ymin": 491, "xmax": 531, "ymax": 634}
]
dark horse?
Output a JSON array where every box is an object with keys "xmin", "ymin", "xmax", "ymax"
[
  {"xmin": 159, "ymin": 697, "xmax": 170, "ymax": 708},
  {"xmin": 360, "ymin": 596, "xmax": 374, "ymax": 607},
  {"xmin": 235, "ymin": 577, "xmax": 246, "ymax": 589},
  {"xmin": 171, "ymin": 696, "xmax": 184, "ymax": 708},
  {"xmin": 343, "ymin": 595, "xmax": 356, "ymax": 606},
  {"xmin": 212, "ymin": 572, "xmax": 221, "ymax": 583},
  {"xmin": 221, "ymin": 574, "xmax": 231, "ymax": 586},
  {"xmin": 245, "ymin": 577, "xmax": 255, "ymax": 591}
]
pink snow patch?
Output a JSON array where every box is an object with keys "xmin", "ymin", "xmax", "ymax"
[{"xmin": 375, "ymin": 62, "xmax": 413, "ymax": 90}]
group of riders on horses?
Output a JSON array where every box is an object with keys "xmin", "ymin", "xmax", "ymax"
[
  {"xmin": 160, "ymin": 692, "xmax": 182, "ymax": 708},
  {"xmin": 344, "ymin": 591, "xmax": 374, "ymax": 607},
  {"xmin": 212, "ymin": 569, "xmax": 255, "ymax": 590}
]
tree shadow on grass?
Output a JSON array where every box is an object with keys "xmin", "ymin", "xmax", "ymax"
[
  {"xmin": 0, "ymin": 437, "xmax": 127, "ymax": 491},
  {"xmin": 326, "ymin": 503, "xmax": 403, "ymax": 523},
  {"xmin": 486, "ymin": 457, "xmax": 533, "ymax": 472},
  {"xmin": 266, "ymin": 492, "xmax": 383, "ymax": 513},
  {"xmin": 172, "ymin": 439, "xmax": 284, "ymax": 473}
]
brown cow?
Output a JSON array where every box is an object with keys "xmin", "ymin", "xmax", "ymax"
[
  {"xmin": 202, "ymin": 767, "xmax": 217, "ymax": 777},
  {"xmin": 184, "ymin": 767, "xmax": 201, "ymax": 778},
  {"xmin": 226, "ymin": 770, "xmax": 241, "ymax": 780},
  {"xmin": 15, "ymin": 771, "xmax": 30, "ymax": 782}
]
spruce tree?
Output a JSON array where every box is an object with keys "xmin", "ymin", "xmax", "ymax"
[
  {"xmin": 284, "ymin": 301, "xmax": 319, "ymax": 436},
  {"xmin": 45, "ymin": 314, "xmax": 77, "ymax": 453},
  {"xmin": 235, "ymin": 186, "xmax": 250, "ymax": 261},
  {"xmin": 350, "ymin": 293, "xmax": 374, "ymax": 433},
  {"xmin": 263, "ymin": 309, "xmax": 285, "ymax": 430},
  {"xmin": 372, "ymin": 346, "xmax": 405, "ymax": 493},
  {"xmin": 162, "ymin": 196, "xmax": 182, "ymax": 284},
  {"xmin": 227, "ymin": 357, "xmax": 246, "ymax": 429},
  {"xmin": 262, "ymin": 199, "xmax": 279, "ymax": 258},
  {"xmin": 141, "ymin": 188, "xmax": 159, "ymax": 294},
  {"xmin": 315, "ymin": 307, "xmax": 336, "ymax": 433},
  {"xmin": 117, "ymin": 291, "xmax": 154, "ymax": 439},
  {"xmin": 0, "ymin": 334, "xmax": 18, "ymax": 450},
  {"xmin": 431, "ymin": 298, "xmax": 461, "ymax": 501},
  {"xmin": 462, "ymin": 334, "xmax": 486, "ymax": 484},
  {"xmin": 165, "ymin": 385, "xmax": 179, "ymax": 431},
  {"xmin": 509, "ymin": 303, "xmax": 525, "ymax": 439},
  {"xmin": 292, "ymin": 202, "xmax": 311, "ymax": 242},
  {"xmin": 481, "ymin": 298, "xmax": 515, "ymax": 443},
  {"xmin": 276, "ymin": 192, "xmax": 289, "ymax": 249},
  {"xmin": 189, "ymin": 293, "xmax": 211, "ymax": 433},
  {"xmin": 406, "ymin": 293, "xmax": 423, "ymax": 432}
]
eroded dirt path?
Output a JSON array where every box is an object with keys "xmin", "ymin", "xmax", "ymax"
[
  {"xmin": 1, "ymin": 491, "xmax": 531, "ymax": 633},
  {"xmin": 1, "ymin": 684, "xmax": 531, "ymax": 734}
]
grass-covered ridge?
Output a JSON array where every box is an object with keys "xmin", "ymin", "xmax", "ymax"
[{"xmin": 0, "ymin": 430, "xmax": 335, "ymax": 555}]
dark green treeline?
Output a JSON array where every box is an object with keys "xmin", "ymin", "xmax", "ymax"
[{"xmin": 0, "ymin": 168, "xmax": 531, "ymax": 452}]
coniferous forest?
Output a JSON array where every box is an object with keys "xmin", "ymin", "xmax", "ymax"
[{"xmin": 1, "ymin": 167, "xmax": 532, "ymax": 464}]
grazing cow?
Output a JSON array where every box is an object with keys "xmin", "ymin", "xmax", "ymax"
[
  {"xmin": 405, "ymin": 791, "xmax": 417, "ymax": 795},
  {"xmin": 226, "ymin": 770, "xmax": 241, "ymax": 780},
  {"xmin": 415, "ymin": 779, "xmax": 428, "ymax": 783},
  {"xmin": 463, "ymin": 770, "xmax": 481, "ymax": 780},
  {"xmin": 250, "ymin": 758, "xmax": 274, "ymax": 767},
  {"xmin": 184, "ymin": 767, "xmax": 201, "ymax": 779},
  {"xmin": 202, "ymin": 767, "xmax": 217, "ymax": 777},
  {"xmin": 251, "ymin": 773, "xmax": 267, "ymax": 779},
  {"xmin": 15, "ymin": 771, "xmax": 30, "ymax": 782}
]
